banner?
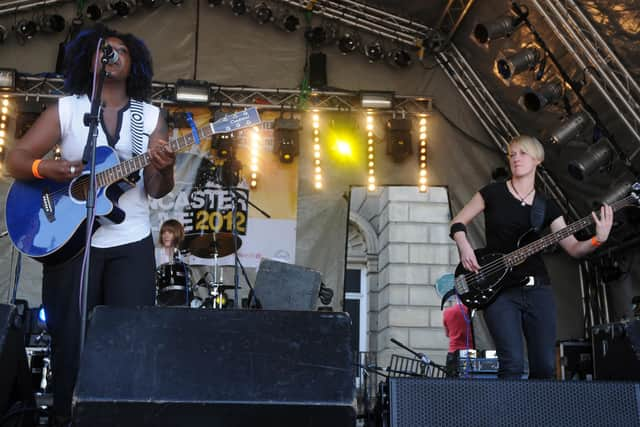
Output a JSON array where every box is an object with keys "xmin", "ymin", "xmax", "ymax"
[{"xmin": 149, "ymin": 108, "xmax": 298, "ymax": 268}]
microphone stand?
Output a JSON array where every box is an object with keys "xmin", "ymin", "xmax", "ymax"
[{"xmin": 78, "ymin": 47, "xmax": 110, "ymax": 355}]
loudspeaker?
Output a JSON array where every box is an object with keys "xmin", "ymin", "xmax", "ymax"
[
  {"xmin": 73, "ymin": 307, "xmax": 354, "ymax": 426},
  {"xmin": 0, "ymin": 304, "xmax": 35, "ymax": 419},
  {"xmin": 254, "ymin": 259, "xmax": 322, "ymax": 310},
  {"xmin": 593, "ymin": 319, "xmax": 640, "ymax": 380},
  {"xmin": 309, "ymin": 52, "xmax": 327, "ymax": 88},
  {"xmin": 388, "ymin": 377, "xmax": 640, "ymax": 427}
]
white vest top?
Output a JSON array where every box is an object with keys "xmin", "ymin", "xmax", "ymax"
[{"xmin": 58, "ymin": 95, "xmax": 160, "ymax": 248}]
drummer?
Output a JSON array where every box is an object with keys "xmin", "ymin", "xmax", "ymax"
[{"xmin": 156, "ymin": 219, "xmax": 185, "ymax": 265}]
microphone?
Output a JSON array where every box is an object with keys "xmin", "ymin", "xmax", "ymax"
[{"xmin": 102, "ymin": 43, "xmax": 119, "ymax": 64}]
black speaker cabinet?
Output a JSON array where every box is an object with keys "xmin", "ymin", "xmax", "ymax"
[
  {"xmin": 73, "ymin": 307, "xmax": 355, "ymax": 426},
  {"xmin": 389, "ymin": 377, "xmax": 640, "ymax": 427},
  {"xmin": 0, "ymin": 304, "xmax": 34, "ymax": 419},
  {"xmin": 593, "ymin": 319, "xmax": 640, "ymax": 380},
  {"xmin": 254, "ymin": 259, "xmax": 322, "ymax": 310}
]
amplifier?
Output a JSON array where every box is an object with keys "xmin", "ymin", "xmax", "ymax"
[
  {"xmin": 556, "ymin": 340, "xmax": 592, "ymax": 381},
  {"xmin": 592, "ymin": 318, "xmax": 640, "ymax": 381}
]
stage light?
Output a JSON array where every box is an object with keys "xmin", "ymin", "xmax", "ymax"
[
  {"xmin": 231, "ymin": 0, "xmax": 247, "ymax": 16},
  {"xmin": 389, "ymin": 48, "xmax": 412, "ymax": 68},
  {"xmin": 208, "ymin": 0, "xmax": 223, "ymax": 6},
  {"xmin": 213, "ymin": 133, "xmax": 235, "ymax": 159},
  {"xmin": 386, "ymin": 118, "xmax": 412, "ymax": 163},
  {"xmin": 568, "ymin": 137, "xmax": 613, "ymax": 181},
  {"xmin": 249, "ymin": 126, "xmax": 260, "ymax": 188},
  {"xmin": 596, "ymin": 177, "xmax": 635, "ymax": 207},
  {"xmin": 312, "ymin": 112, "xmax": 322, "ymax": 190},
  {"xmin": 304, "ymin": 26, "xmax": 327, "ymax": 48},
  {"xmin": 273, "ymin": 118, "xmax": 300, "ymax": 163},
  {"xmin": 111, "ymin": 0, "xmax": 136, "ymax": 17},
  {"xmin": 337, "ymin": 32, "xmax": 359, "ymax": 54},
  {"xmin": 360, "ymin": 92, "xmax": 393, "ymax": 110},
  {"xmin": 175, "ymin": 80, "xmax": 210, "ymax": 104},
  {"xmin": 417, "ymin": 117, "xmax": 427, "ymax": 192},
  {"xmin": 0, "ymin": 69, "xmax": 16, "ymax": 91},
  {"xmin": 364, "ymin": 41, "xmax": 384, "ymax": 63},
  {"xmin": 280, "ymin": 14, "xmax": 300, "ymax": 32},
  {"xmin": 86, "ymin": 3, "xmax": 104, "ymax": 20},
  {"xmin": 549, "ymin": 112, "xmax": 591, "ymax": 144},
  {"xmin": 366, "ymin": 113, "xmax": 376, "ymax": 192},
  {"xmin": 0, "ymin": 25, "xmax": 7, "ymax": 43},
  {"xmin": 474, "ymin": 15, "xmax": 525, "ymax": 44},
  {"xmin": 253, "ymin": 3, "xmax": 273, "ymax": 24},
  {"xmin": 496, "ymin": 48, "xmax": 541, "ymax": 80},
  {"xmin": 39, "ymin": 14, "xmax": 66, "ymax": 33},
  {"xmin": 15, "ymin": 20, "xmax": 37, "ymax": 40},
  {"xmin": 522, "ymin": 81, "xmax": 563, "ymax": 112}
]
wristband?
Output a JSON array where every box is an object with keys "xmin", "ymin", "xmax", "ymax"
[
  {"xmin": 591, "ymin": 236, "xmax": 602, "ymax": 247},
  {"xmin": 449, "ymin": 222, "xmax": 467, "ymax": 240},
  {"xmin": 31, "ymin": 159, "xmax": 44, "ymax": 179}
]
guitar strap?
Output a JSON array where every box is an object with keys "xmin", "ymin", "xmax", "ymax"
[
  {"xmin": 127, "ymin": 99, "xmax": 145, "ymax": 182},
  {"xmin": 530, "ymin": 192, "xmax": 546, "ymax": 232}
]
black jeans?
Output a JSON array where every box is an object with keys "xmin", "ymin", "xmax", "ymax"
[
  {"xmin": 42, "ymin": 234, "xmax": 156, "ymax": 418},
  {"xmin": 483, "ymin": 281, "xmax": 557, "ymax": 379}
]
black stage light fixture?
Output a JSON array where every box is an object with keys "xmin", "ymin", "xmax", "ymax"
[
  {"xmin": 280, "ymin": 14, "xmax": 300, "ymax": 32},
  {"xmin": 86, "ymin": 3, "xmax": 104, "ymax": 20},
  {"xmin": 474, "ymin": 14, "xmax": 526, "ymax": 44},
  {"xmin": 386, "ymin": 118, "xmax": 412, "ymax": 162},
  {"xmin": 273, "ymin": 118, "xmax": 301, "ymax": 163},
  {"xmin": 213, "ymin": 133, "xmax": 235, "ymax": 159},
  {"xmin": 496, "ymin": 48, "xmax": 541, "ymax": 80},
  {"xmin": 522, "ymin": 81, "xmax": 563, "ymax": 112},
  {"xmin": 39, "ymin": 14, "xmax": 66, "ymax": 33},
  {"xmin": 304, "ymin": 26, "xmax": 327, "ymax": 48},
  {"xmin": 337, "ymin": 32, "xmax": 359, "ymax": 54},
  {"xmin": 549, "ymin": 112, "xmax": 591, "ymax": 145},
  {"xmin": 389, "ymin": 48, "xmax": 412, "ymax": 67},
  {"xmin": 231, "ymin": 0, "xmax": 247, "ymax": 16},
  {"xmin": 596, "ymin": 177, "xmax": 635, "ymax": 207},
  {"xmin": 364, "ymin": 41, "xmax": 384, "ymax": 63},
  {"xmin": 111, "ymin": 0, "xmax": 137, "ymax": 17},
  {"xmin": 567, "ymin": 137, "xmax": 613, "ymax": 181},
  {"xmin": 208, "ymin": 0, "xmax": 224, "ymax": 6},
  {"xmin": 253, "ymin": 2, "xmax": 273, "ymax": 24},
  {"xmin": 15, "ymin": 20, "xmax": 38, "ymax": 41}
]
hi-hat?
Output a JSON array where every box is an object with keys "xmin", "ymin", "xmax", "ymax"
[{"xmin": 182, "ymin": 232, "xmax": 242, "ymax": 258}]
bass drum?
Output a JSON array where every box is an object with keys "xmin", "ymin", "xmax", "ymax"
[{"xmin": 156, "ymin": 262, "xmax": 193, "ymax": 306}]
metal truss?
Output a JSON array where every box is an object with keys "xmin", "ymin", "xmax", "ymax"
[
  {"xmin": 0, "ymin": 0, "xmax": 70, "ymax": 16},
  {"xmin": 435, "ymin": 0, "xmax": 476, "ymax": 40},
  {"xmin": 533, "ymin": 0, "xmax": 640, "ymax": 160},
  {"xmin": 10, "ymin": 75, "xmax": 432, "ymax": 115}
]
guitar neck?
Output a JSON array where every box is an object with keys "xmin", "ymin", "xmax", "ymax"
[
  {"xmin": 504, "ymin": 196, "xmax": 633, "ymax": 267},
  {"xmin": 96, "ymin": 124, "xmax": 214, "ymax": 187}
]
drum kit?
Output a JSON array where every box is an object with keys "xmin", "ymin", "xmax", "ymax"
[{"xmin": 155, "ymin": 231, "xmax": 242, "ymax": 309}]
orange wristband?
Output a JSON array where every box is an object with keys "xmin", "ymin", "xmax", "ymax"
[
  {"xmin": 31, "ymin": 159, "xmax": 44, "ymax": 179},
  {"xmin": 591, "ymin": 236, "xmax": 602, "ymax": 247}
]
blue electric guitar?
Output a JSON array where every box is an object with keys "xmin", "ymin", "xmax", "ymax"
[{"xmin": 5, "ymin": 107, "xmax": 261, "ymax": 265}]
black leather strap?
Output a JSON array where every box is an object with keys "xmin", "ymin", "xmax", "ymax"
[{"xmin": 530, "ymin": 192, "xmax": 546, "ymax": 232}]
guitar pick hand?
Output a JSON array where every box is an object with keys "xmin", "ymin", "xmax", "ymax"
[
  {"xmin": 593, "ymin": 203, "xmax": 613, "ymax": 243},
  {"xmin": 39, "ymin": 159, "xmax": 84, "ymax": 182}
]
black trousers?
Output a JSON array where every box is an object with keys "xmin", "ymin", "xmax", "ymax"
[{"xmin": 42, "ymin": 234, "xmax": 156, "ymax": 419}]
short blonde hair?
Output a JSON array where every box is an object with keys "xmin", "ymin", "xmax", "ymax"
[{"xmin": 509, "ymin": 135, "xmax": 544, "ymax": 162}]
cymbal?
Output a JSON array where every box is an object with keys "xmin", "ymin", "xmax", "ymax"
[{"xmin": 182, "ymin": 232, "xmax": 242, "ymax": 258}]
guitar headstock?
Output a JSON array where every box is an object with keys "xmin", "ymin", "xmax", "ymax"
[{"xmin": 210, "ymin": 107, "xmax": 261, "ymax": 135}]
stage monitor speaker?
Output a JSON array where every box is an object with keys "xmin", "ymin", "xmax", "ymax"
[
  {"xmin": 73, "ymin": 307, "xmax": 354, "ymax": 427},
  {"xmin": 254, "ymin": 259, "xmax": 322, "ymax": 310},
  {"xmin": 0, "ymin": 304, "xmax": 35, "ymax": 420},
  {"xmin": 309, "ymin": 52, "xmax": 327, "ymax": 89},
  {"xmin": 389, "ymin": 377, "xmax": 640, "ymax": 427}
]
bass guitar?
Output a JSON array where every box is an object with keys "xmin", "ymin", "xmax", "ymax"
[
  {"xmin": 453, "ymin": 183, "xmax": 639, "ymax": 309},
  {"xmin": 5, "ymin": 108, "xmax": 261, "ymax": 265}
]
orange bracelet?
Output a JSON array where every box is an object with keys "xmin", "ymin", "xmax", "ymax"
[
  {"xmin": 591, "ymin": 236, "xmax": 602, "ymax": 247},
  {"xmin": 31, "ymin": 159, "xmax": 44, "ymax": 179}
]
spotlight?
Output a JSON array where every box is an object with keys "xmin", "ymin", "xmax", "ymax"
[
  {"xmin": 496, "ymin": 48, "xmax": 541, "ymax": 80},
  {"xmin": 86, "ymin": 3, "xmax": 104, "ymax": 20},
  {"xmin": 208, "ymin": 0, "xmax": 224, "ymax": 6},
  {"xmin": 111, "ymin": 0, "xmax": 136, "ymax": 17},
  {"xmin": 213, "ymin": 133, "xmax": 235, "ymax": 159},
  {"xmin": 473, "ymin": 15, "xmax": 526, "ymax": 44},
  {"xmin": 15, "ymin": 20, "xmax": 38, "ymax": 40},
  {"xmin": 549, "ymin": 112, "xmax": 591, "ymax": 144},
  {"xmin": 522, "ymin": 81, "xmax": 563, "ymax": 112},
  {"xmin": 175, "ymin": 79, "xmax": 210, "ymax": 104},
  {"xmin": 231, "ymin": 0, "xmax": 247, "ymax": 15},
  {"xmin": 386, "ymin": 119, "xmax": 412, "ymax": 162},
  {"xmin": 219, "ymin": 156, "xmax": 242, "ymax": 187},
  {"xmin": 388, "ymin": 48, "xmax": 412, "ymax": 67},
  {"xmin": 0, "ymin": 25, "xmax": 7, "ymax": 43},
  {"xmin": 39, "ymin": 14, "xmax": 66, "ymax": 33},
  {"xmin": 364, "ymin": 41, "xmax": 384, "ymax": 63},
  {"xmin": 280, "ymin": 14, "xmax": 300, "ymax": 32},
  {"xmin": 568, "ymin": 137, "xmax": 613, "ymax": 181},
  {"xmin": 360, "ymin": 92, "xmax": 393, "ymax": 109},
  {"xmin": 304, "ymin": 26, "xmax": 327, "ymax": 48},
  {"xmin": 273, "ymin": 118, "xmax": 301, "ymax": 163},
  {"xmin": 337, "ymin": 32, "xmax": 359, "ymax": 54},
  {"xmin": 596, "ymin": 178, "xmax": 635, "ymax": 207},
  {"xmin": 253, "ymin": 3, "xmax": 273, "ymax": 24}
]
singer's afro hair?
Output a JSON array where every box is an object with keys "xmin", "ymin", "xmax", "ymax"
[{"xmin": 63, "ymin": 24, "xmax": 153, "ymax": 102}]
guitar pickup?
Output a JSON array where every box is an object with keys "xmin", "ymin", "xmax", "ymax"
[
  {"xmin": 41, "ymin": 189, "xmax": 55, "ymax": 222},
  {"xmin": 454, "ymin": 276, "xmax": 469, "ymax": 294}
]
